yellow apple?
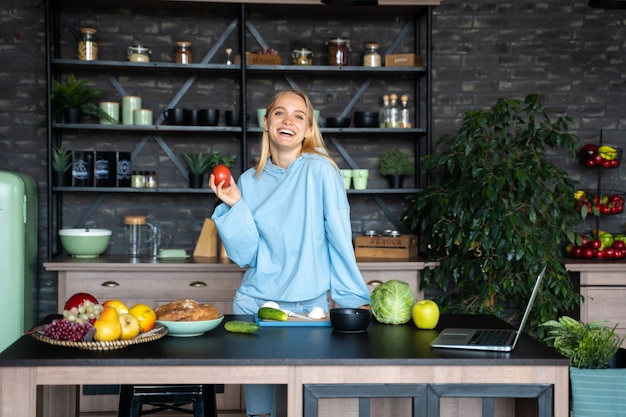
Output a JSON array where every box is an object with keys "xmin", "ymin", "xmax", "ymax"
[
  {"xmin": 118, "ymin": 313, "xmax": 141, "ymax": 340},
  {"xmin": 93, "ymin": 306, "xmax": 122, "ymax": 341},
  {"xmin": 129, "ymin": 303, "xmax": 157, "ymax": 333},
  {"xmin": 102, "ymin": 299, "xmax": 129, "ymax": 315},
  {"xmin": 412, "ymin": 299, "xmax": 440, "ymax": 329}
]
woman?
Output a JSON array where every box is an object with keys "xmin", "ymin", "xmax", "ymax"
[{"xmin": 210, "ymin": 89, "xmax": 370, "ymax": 417}]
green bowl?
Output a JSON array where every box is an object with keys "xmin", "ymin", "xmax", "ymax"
[
  {"xmin": 58, "ymin": 228, "xmax": 112, "ymax": 258},
  {"xmin": 157, "ymin": 316, "xmax": 224, "ymax": 337}
]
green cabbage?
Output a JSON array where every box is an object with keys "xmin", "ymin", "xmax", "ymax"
[{"xmin": 370, "ymin": 280, "xmax": 415, "ymax": 324}]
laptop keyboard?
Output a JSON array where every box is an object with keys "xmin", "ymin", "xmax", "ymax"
[{"xmin": 469, "ymin": 330, "xmax": 512, "ymax": 346}]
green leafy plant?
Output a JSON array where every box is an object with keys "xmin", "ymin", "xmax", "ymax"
[
  {"xmin": 402, "ymin": 93, "xmax": 581, "ymax": 336},
  {"xmin": 51, "ymin": 146, "xmax": 72, "ymax": 172},
  {"xmin": 181, "ymin": 150, "xmax": 237, "ymax": 174},
  {"xmin": 379, "ymin": 148, "xmax": 414, "ymax": 176},
  {"xmin": 541, "ymin": 316, "xmax": 624, "ymax": 368},
  {"xmin": 49, "ymin": 74, "xmax": 114, "ymax": 122}
]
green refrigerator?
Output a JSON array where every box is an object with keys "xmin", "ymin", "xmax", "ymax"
[{"xmin": 0, "ymin": 171, "xmax": 37, "ymax": 352}]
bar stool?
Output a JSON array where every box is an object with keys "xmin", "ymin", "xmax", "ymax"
[{"xmin": 117, "ymin": 384, "xmax": 218, "ymax": 417}]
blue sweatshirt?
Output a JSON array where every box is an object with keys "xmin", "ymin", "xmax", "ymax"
[{"xmin": 212, "ymin": 153, "xmax": 370, "ymax": 308}]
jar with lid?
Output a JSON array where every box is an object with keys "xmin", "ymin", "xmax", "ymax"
[
  {"xmin": 145, "ymin": 171, "xmax": 158, "ymax": 189},
  {"xmin": 363, "ymin": 42, "xmax": 381, "ymax": 67},
  {"xmin": 78, "ymin": 28, "xmax": 98, "ymax": 61},
  {"xmin": 124, "ymin": 215, "xmax": 148, "ymax": 257},
  {"xmin": 131, "ymin": 171, "xmax": 145, "ymax": 188},
  {"xmin": 127, "ymin": 44, "xmax": 151, "ymax": 63},
  {"xmin": 292, "ymin": 48, "xmax": 313, "ymax": 66},
  {"xmin": 175, "ymin": 41, "xmax": 193, "ymax": 64},
  {"xmin": 327, "ymin": 37, "xmax": 351, "ymax": 66}
]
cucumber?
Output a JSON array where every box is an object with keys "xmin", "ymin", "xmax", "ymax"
[
  {"xmin": 224, "ymin": 321, "xmax": 260, "ymax": 334},
  {"xmin": 258, "ymin": 307, "xmax": 289, "ymax": 321}
]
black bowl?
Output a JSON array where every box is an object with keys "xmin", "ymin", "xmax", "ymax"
[
  {"xmin": 354, "ymin": 111, "xmax": 379, "ymax": 128},
  {"xmin": 330, "ymin": 308, "xmax": 371, "ymax": 333},
  {"xmin": 325, "ymin": 117, "xmax": 351, "ymax": 128}
]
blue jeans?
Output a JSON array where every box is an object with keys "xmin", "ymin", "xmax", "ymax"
[{"xmin": 232, "ymin": 291, "xmax": 330, "ymax": 416}]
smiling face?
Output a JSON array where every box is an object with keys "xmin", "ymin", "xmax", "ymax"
[{"xmin": 265, "ymin": 92, "xmax": 312, "ymax": 160}]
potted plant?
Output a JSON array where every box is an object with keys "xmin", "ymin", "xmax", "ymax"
[
  {"xmin": 379, "ymin": 148, "xmax": 414, "ymax": 188},
  {"xmin": 50, "ymin": 73, "xmax": 113, "ymax": 123},
  {"xmin": 402, "ymin": 93, "xmax": 581, "ymax": 336},
  {"xmin": 541, "ymin": 316, "xmax": 626, "ymax": 416},
  {"xmin": 51, "ymin": 146, "xmax": 72, "ymax": 186},
  {"xmin": 181, "ymin": 150, "xmax": 237, "ymax": 189}
]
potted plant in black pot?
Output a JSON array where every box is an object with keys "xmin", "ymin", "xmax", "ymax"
[
  {"xmin": 541, "ymin": 316, "xmax": 626, "ymax": 416},
  {"xmin": 379, "ymin": 148, "xmax": 414, "ymax": 188},
  {"xmin": 51, "ymin": 146, "xmax": 72, "ymax": 186},
  {"xmin": 50, "ymin": 73, "xmax": 113, "ymax": 124},
  {"xmin": 401, "ymin": 93, "xmax": 581, "ymax": 336},
  {"xmin": 181, "ymin": 150, "xmax": 237, "ymax": 189}
]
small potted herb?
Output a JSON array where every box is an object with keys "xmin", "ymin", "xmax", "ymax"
[
  {"xmin": 181, "ymin": 150, "xmax": 237, "ymax": 189},
  {"xmin": 541, "ymin": 316, "xmax": 626, "ymax": 416},
  {"xmin": 49, "ymin": 74, "xmax": 114, "ymax": 123},
  {"xmin": 378, "ymin": 148, "xmax": 414, "ymax": 188},
  {"xmin": 51, "ymin": 146, "xmax": 72, "ymax": 186}
]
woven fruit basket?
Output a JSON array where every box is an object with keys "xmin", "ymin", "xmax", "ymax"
[{"xmin": 31, "ymin": 323, "xmax": 168, "ymax": 350}]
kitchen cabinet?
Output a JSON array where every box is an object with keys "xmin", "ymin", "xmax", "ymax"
[
  {"xmin": 564, "ymin": 260, "xmax": 626, "ymax": 348},
  {"xmin": 45, "ymin": 0, "xmax": 437, "ymax": 259}
]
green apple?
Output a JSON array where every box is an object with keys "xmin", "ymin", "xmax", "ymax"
[
  {"xmin": 599, "ymin": 232, "xmax": 614, "ymax": 250},
  {"xmin": 615, "ymin": 234, "xmax": 626, "ymax": 244},
  {"xmin": 412, "ymin": 300, "xmax": 440, "ymax": 329}
]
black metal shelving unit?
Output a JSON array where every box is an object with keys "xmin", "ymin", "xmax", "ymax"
[{"xmin": 45, "ymin": 0, "xmax": 434, "ymax": 259}]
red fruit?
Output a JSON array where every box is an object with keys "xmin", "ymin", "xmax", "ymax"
[
  {"xmin": 605, "ymin": 248, "xmax": 615, "ymax": 258},
  {"xmin": 583, "ymin": 247, "xmax": 594, "ymax": 258},
  {"xmin": 572, "ymin": 246, "xmax": 583, "ymax": 258},
  {"xmin": 613, "ymin": 240, "xmax": 626, "ymax": 250},
  {"xmin": 212, "ymin": 164, "xmax": 231, "ymax": 188},
  {"xmin": 590, "ymin": 239, "xmax": 602, "ymax": 250},
  {"xmin": 580, "ymin": 143, "xmax": 598, "ymax": 161},
  {"xmin": 615, "ymin": 249, "xmax": 625, "ymax": 259},
  {"xmin": 594, "ymin": 249, "xmax": 604, "ymax": 259},
  {"xmin": 64, "ymin": 292, "xmax": 98, "ymax": 311}
]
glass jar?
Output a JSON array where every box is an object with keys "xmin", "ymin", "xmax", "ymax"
[
  {"xmin": 78, "ymin": 28, "xmax": 98, "ymax": 61},
  {"xmin": 292, "ymin": 48, "xmax": 313, "ymax": 65},
  {"xmin": 327, "ymin": 37, "xmax": 350, "ymax": 66},
  {"xmin": 127, "ymin": 44, "xmax": 151, "ymax": 63},
  {"xmin": 175, "ymin": 41, "xmax": 193, "ymax": 64},
  {"xmin": 131, "ymin": 171, "xmax": 145, "ymax": 188},
  {"xmin": 145, "ymin": 171, "xmax": 158, "ymax": 188},
  {"xmin": 363, "ymin": 42, "xmax": 381, "ymax": 67}
]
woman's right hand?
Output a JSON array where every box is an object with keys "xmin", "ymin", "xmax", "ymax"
[{"xmin": 209, "ymin": 173, "xmax": 241, "ymax": 207}]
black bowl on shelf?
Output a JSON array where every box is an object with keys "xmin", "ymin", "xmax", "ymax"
[
  {"xmin": 354, "ymin": 111, "xmax": 379, "ymax": 128},
  {"xmin": 330, "ymin": 308, "xmax": 371, "ymax": 333},
  {"xmin": 325, "ymin": 117, "xmax": 351, "ymax": 128}
]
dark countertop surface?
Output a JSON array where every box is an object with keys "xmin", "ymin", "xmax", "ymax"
[{"xmin": 0, "ymin": 314, "xmax": 568, "ymax": 367}]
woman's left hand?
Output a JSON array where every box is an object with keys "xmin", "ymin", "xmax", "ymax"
[{"xmin": 209, "ymin": 173, "xmax": 242, "ymax": 207}]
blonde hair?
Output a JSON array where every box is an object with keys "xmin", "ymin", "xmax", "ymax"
[{"xmin": 254, "ymin": 89, "xmax": 336, "ymax": 176}]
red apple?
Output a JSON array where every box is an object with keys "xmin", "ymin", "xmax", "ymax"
[{"xmin": 64, "ymin": 292, "xmax": 98, "ymax": 311}]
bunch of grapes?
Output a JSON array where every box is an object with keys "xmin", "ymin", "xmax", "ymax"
[
  {"xmin": 44, "ymin": 320, "xmax": 94, "ymax": 342},
  {"xmin": 62, "ymin": 300, "xmax": 103, "ymax": 324}
]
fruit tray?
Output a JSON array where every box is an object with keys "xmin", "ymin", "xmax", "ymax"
[
  {"xmin": 565, "ymin": 231, "xmax": 626, "ymax": 260},
  {"xmin": 31, "ymin": 323, "xmax": 168, "ymax": 350},
  {"xmin": 574, "ymin": 190, "xmax": 625, "ymax": 215},
  {"xmin": 579, "ymin": 144, "xmax": 622, "ymax": 169}
]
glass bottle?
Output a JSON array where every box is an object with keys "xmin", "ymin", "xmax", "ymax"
[
  {"xmin": 388, "ymin": 93, "xmax": 400, "ymax": 128},
  {"xmin": 175, "ymin": 41, "xmax": 193, "ymax": 64},
  {"xmin": 224, "ymin": 48, "xmax": 234, "ymax": 65},
  {"xmin": 363, "ymin": 42, "xmax": 381, "ymax": 67},
  {"xmin": 327, "ymin": 37, "xmax": 351, "ymax": 66},
  {"xmin": 400, "ymin": 94, "xmax": 412, "ymax": 128},
  {"xmin": 78, "ymin": 28, "xmax": 98, "ymax": 61},
  {"xmin": 379, "ymin": 94, "xmax": 390, "ymax": 128},
  {"xmin": 145, "ymin": 171, "xmax": 158, "ymax": 188}
]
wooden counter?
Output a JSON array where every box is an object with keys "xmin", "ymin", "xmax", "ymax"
[{"xmin": 563, "ymin": 259, "xmax": 626, "ymax": 346}]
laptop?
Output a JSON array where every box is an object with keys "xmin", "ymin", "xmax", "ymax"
[{"xmin": 430, "ymin": 265, "xmax": 547, "ymax": 352}]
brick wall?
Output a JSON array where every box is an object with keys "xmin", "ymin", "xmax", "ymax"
[{"xmin": 2, "ymin": 0, "xmax": 625, "ymax": 318}]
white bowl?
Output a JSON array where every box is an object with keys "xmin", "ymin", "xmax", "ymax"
[
  {"xmin": 58, "ymin": 228, "xmax": 112, "ymax": 258},
  {"xmin": 157, "ymin": 316, "xmax": 224, "ymax": 337}
]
